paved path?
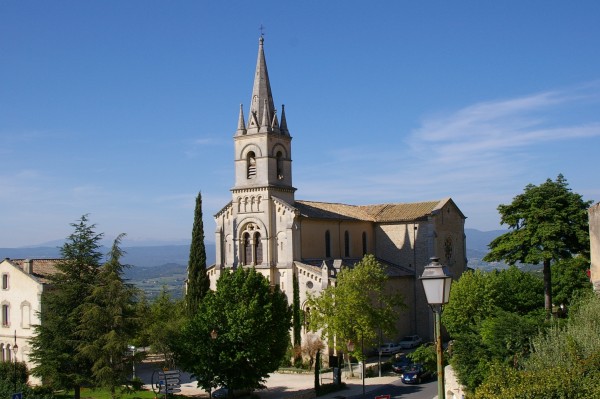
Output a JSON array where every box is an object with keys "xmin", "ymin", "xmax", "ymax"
[{"xmin": 137, "ymin": 361, "xmax": 417, "ymax": 399}]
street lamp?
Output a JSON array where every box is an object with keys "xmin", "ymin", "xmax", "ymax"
[
  {"xmin": 209, "ymin": 330, "xmax": 218, "ymax": 399},
  {"xmin": 13, "ymin": 331, "xmax": 19, "ymax": 392},
  {"xmin": 419, "ymin": 257, "xmax": 452, "ymax": 399},
  {"xmin": 346, "ymin": 337, "xmax": 365, "ymax": 398}
]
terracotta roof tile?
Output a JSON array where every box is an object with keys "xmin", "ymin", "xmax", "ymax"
[
  {"xmin": 10, "ymin": 258, "xmax": 61, "ymax": 284},
  {"xmin": 295, "ymin": 200, "xmax": 442, "ymax": 223}
]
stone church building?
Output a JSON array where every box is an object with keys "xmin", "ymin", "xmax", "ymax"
[{"xmin": 206, "ymin": 37, "xmax": 467, "ymax": 342}]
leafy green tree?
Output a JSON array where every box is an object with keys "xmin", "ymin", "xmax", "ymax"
[
  {"xmin": 551, "ymin": 256, "xmax": 592, "ymax": 308},
  {"xmin": 306, "ymin": 254, "xmax": 405, "ymax": 359},
  {"xmin": 77, "ymin": 234, "xmax": 141, "ymax": 399},
  {"xmin": 144, "ymin": 287, "xmax": 185, "ymax": 368},
  {"xmin": 442, "ymin": 267, "xmax": 545, "ymax": 392},
  {"xmin": 173, "ymin": 267, "xmax": 292, "ymax": 397},
  {"xmin": 30, "ymin": 215, "xmax": 104, "ymax": 399},
  {"xmin": 185, "ymin": 192, "xmax": 210, "ymax": 317},
  {"xmin": 483, "ymin": 174, "xmax": 592, "ymax": 317}
]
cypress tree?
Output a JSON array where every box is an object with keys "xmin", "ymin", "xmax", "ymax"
[
  {"xmin": 292, "ymin": 271, "xmax": 302, "ymax": 346},
  {"xmin": 185, "ymin": 192, "xmax": 210, "ymax": 317}
]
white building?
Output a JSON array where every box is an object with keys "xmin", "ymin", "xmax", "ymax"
[{"xmin": 0, "ymin": 258, "xmax": 60, "ymax": 384}]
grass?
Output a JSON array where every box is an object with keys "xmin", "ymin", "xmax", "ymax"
[{"xmin": 55, "ymin": 388, "xmax": 162, "ymax": 399}]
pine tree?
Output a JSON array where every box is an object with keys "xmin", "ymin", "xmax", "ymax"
[
  {"xmin": 30, "ymin": 215, "xmax": 104, "ymax": 399},
  {"xmin": 185, "ymin": 192, "xmax": 210, "ymax": 316},
  {"xmin": 77, "ymin": 234, "xmax": 140, "ymax": 399}
]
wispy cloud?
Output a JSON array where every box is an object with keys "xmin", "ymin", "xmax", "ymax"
[{"xmin": 298, "ymin": 83, "xmax": 600, "ymax": 229}]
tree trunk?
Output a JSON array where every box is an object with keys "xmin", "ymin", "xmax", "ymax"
[
  {"xmin": 543, "ymin": 259, "xmax": 552, "ymax": 318},
  {"xmin": 74, "ymin": 385, "xmax": 81, "ymax": 399}
]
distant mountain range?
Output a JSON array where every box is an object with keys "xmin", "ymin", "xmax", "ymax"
[{"xmin": 1, "ymin": 229, "xmax": 508, "ymax": 298}]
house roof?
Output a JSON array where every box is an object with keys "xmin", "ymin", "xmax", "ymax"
[
  {"xmin": 294, "ymin": 199, "xmax": 446, "ymax": 223},
  {"xmin": 5, "ymin": 258, "xmax": 61, "ymax": 284}
]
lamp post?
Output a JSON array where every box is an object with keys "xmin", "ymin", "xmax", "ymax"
[
  {"xmin": 419, "ymin": 257, "xmax": 452, "ymax": 399},
  {"xmin": 346, "ymin": 336, "xmax": 365, "ymax": 398},
  {"xmin": 209, "ymin": 329, "xmax": 218, "ymax": 399},
  {"xmin": 13, "ymin": 330, "xmax": 19, "ymax": 392}
]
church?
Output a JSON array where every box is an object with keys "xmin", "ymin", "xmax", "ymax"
[{"xmin": 206, "ymin": 37, "xmax": 467, "ymax": 342}]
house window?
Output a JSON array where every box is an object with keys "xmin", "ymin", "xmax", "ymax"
[
  {"xmin": 247, "ymin": 151, "xmax": 257, "ymax": 179},
  {"xmin": 1, "ymin": 304, "xmax": 9, "ymax": 327},
  {"xmin": 325, "ymin": 231, "xmax": 331, "ymax": 258},
  {"xmin": 1, "ymin": 274, "xmax": 8, "ymax": 290},
  {"xmin": 0, "ymin": 344, "xmax": 5, "ymax": 362},
  {"xmin": 362, "ymin": 232, "xmax": 367, "ymax": 256},
  {"xmin": 344, "ymin": 231, "xmax": 350, "ymax": 257}
]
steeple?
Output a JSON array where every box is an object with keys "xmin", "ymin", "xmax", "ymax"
[{"xmin": 248, "ymin": 36, "xmax": 277, "ymax": 133}]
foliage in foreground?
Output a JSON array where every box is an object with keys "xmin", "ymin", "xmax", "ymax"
[
  {"xmin": 474, "ymin": 292, "xmax": 600, "ymax": 399},
  {"xmin": 173, "ymin": 267, "xmax": 292, "ymax": 396},
  {"xmin": 442, "ymin": 267, "xmax": 546, "ymax": 391}
]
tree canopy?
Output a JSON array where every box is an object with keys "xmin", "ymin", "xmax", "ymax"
[
  {"xmin": 442, "ymin": 267, "xmax": 545, "ymax": 392},
  {"xmin": 306, "ymin": 254, "xmax": 405, "ymax": 357},
  {"xmin": 483, "ymin": 174, "xmax": 591, "ymax": 316},
  {"xmin": 77, "ymin": 234, "xmax": 141, "ymax": 398},
  {"xmin": 173, "ymin": 267, "xmax": 292, "ymax": 397}
]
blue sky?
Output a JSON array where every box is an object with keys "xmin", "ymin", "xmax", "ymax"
[{"xmin": 1, "ymin": 1, "xmax": 599, "ymax": 247}]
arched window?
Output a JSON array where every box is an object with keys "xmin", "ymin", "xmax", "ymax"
[
  {"xmin": 247, "ymin": 151, "xmax": 257, "ymax": 179},
  {"xmin": 344, "ymin": 231, "xmax": 350, "ymax": 257},
  {"xmin": 243, "ymin": 233, "xmax": 252, "ymax": 265},
  {"xmin": 362, "ymin": 232, "xmax": 367, "ymax": 256},
  {"xmin": 255, "ymin": 233, "xmax": 263, "ymax": 264},
  {"xmin": 276, "ymin": 151, "xmax": 284, "ymax": 179},
  {"xmin": 325, "ymin": 230, "xmax": 331, "ymax": 258},
  {"xmin": 0, "ymin": 343, "xmax": 5, "ymax": 362}
]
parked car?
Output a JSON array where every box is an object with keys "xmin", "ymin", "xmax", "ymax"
[
  {"xmin": 379, "ymin": 342, "xmax": 402, "ymax": 355},
  {"xmin": 401, "ymin": 363, "xmax": 432, "ymax": 384},
  {"xmin": 391, "ymin": 354, "xmax": 413, "ymax": 374},
  {"xmin": 398, "ymin": 335, "xmax": 423, "ymax": 349}
]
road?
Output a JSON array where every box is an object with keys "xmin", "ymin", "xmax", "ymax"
[{"xmin": 343, "ymin": 378, "xmax": 437, "ymax": 399}]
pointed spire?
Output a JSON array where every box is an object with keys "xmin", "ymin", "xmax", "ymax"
[
  {"xmin": 236, "ymin": 104, "xmax": 247, "ymax": 135},
  {"xmin": 248, "ymin": 36, "xmax": 276, "ymax": 132},
  {"xmin": 280, "ymin": 104, "xmax": 289, "ymax": 135}
]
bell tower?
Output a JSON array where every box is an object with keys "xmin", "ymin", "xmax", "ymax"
[{"xmin": 232, "ymin": 36, "xmax": 295, "ymax": 204}]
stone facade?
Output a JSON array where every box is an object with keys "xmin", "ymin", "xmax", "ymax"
[
  {"xmin": 589, "ymin": 202, "xmax": 600, "ymax": 292},
  {"xmin": 206, "ymin": 37, "xmax": 467, "ymax": 344}
]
